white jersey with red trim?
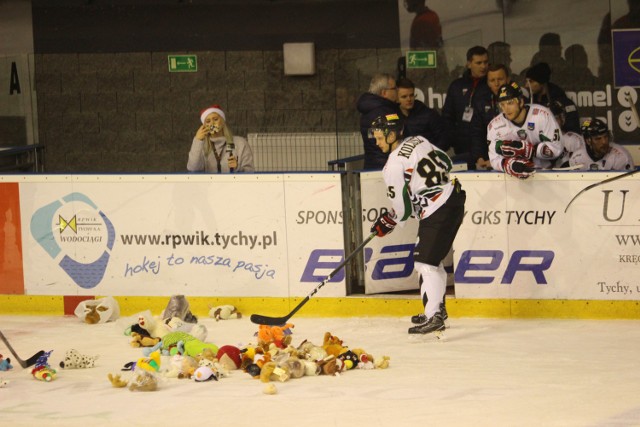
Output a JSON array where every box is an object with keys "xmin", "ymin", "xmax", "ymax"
[
  {"xmin": 382, "ymin": 135, "xmax": 455, "ymax": 222},
  {"xmin": 487, "ymin": 103, "xmax": 563, "ymax": 171},
  {"xmin": 556, "ymin": 132, "xmax": 635, "ymax": 171}
]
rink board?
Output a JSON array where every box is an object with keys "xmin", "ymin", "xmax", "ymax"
[{"xmin": 0, "ymin": 171, "xmax": 639, "ymax": 302}]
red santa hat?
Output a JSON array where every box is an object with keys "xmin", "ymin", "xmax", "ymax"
[{"xmin": 200, "ymin": 105, "xmax": 226, "ymax": 124}]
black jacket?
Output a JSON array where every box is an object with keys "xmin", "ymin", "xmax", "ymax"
[
  {"xmin": 357, "ymin": 92, "xmax": 401, "ymax": 170},
  {"xmin": 526, "ymin": 82, "xmax": 580, "ymax": 134},
  {"xmin": 470, "ymin": 90, "xmax": 501, "ymax": 161},
  {"xmin": 441, "ymin": 69, "xmax": 490, "ymax": 166},
  {"xmin": 402, "ymin": 100, "xmax": 446, "ymax": 150}
]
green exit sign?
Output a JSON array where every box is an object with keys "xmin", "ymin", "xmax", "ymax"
[
  {"xmin": 168, "ymin": 55, "xmax": 198, "ymax": 72},
  {"xmin": 406, "ymin": 51, "xmax": 437, "ymax": 69}
]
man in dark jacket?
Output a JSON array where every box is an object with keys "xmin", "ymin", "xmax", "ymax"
[
  {"xmin": 357, "ymin": 73, "xmax": 401, "ymax": 170},
  {"xmin": 524, "ymin": 62, "xmax": 581, "ymax": 134},
  {"xmin": 470, "ymin": 63, "xmax": 511, "ymax": 170},
  {"xmin": 441, "ymin": 45, "xmax": 491, "ymax": 169},
  {"xmin": 397, "ymin": 78, "xmax": 445, "ymax": 150}
]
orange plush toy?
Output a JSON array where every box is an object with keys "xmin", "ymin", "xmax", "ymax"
[{"xmin": 256, "ymin": 324, "xmax": 294, "ymax": 349}]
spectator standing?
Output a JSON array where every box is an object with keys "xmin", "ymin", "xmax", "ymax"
[
  {"xmin": 529, "ymin": 33, "xmax": 570, "ymax": 86},
  {"xmin": 471, "ymin": 63, "xmax": 511, "ymax": 170},
  {"xmin": 404, "ymin": 0, "xmax": 443, "ymax": 49},
  {"xmin": 487, "ymin": 41, "xmax": 513, "ymax": 74},
  {"xmin": 441, "ymin": 45, "xmax": 491, "ymax": 169},
  {"xmin": 396, "ymin": 78, "xmax": 445, "ymax": 149},
  {"xmin": 357, "ymin": 73, "xmax": 401, "ymax": 170},
  {"xmin": 525, "ymin": 62, "xmax": 581, "ymax": 134},
  {"xmin": 487, "ymin": 82, "xmax": 563, "ymax": 179},
  {"xmin": 187, "ymin": 105, "xmax": 254, "ymax": 173}
]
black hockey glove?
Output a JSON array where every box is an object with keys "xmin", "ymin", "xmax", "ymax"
[
  {"xmin": 503, "ymin": 158, "xmax": 535, "ymax": 179},
  {"xmin": 500, "ymin": 140, "xmax": 534, "ymax": 159},
  {"xmin": 371, "ymin": 211, "xmax": 397, "ymax": 237}
]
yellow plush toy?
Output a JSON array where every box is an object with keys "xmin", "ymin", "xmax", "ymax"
[{"xmin": 322, "ymin": 332, "xmax": 347, "ymax": 357}]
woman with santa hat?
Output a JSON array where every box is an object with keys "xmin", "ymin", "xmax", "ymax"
[{"xmin": 187, "ymin": 104, "xmax": 255, "ymax": 173}]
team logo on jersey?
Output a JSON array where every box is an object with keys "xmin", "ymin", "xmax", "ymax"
[
  {"xmin": 517, "ymin": 130, "xmax": 527, "ymax": 139},
  {"xmin": 527, "ymin": 122, "xmax": 535, "ymax": 130}
]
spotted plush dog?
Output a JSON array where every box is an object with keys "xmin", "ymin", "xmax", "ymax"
[{"xmin": 59, "ymin": 349, "xmax": 99, "ymax": 369}]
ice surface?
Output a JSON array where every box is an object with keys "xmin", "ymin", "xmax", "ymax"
[{"xmin": 1, "ymin": 315, "xmax": 640, "ymax": 427}]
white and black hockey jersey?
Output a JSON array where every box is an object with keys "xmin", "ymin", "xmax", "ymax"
[
  {"xmin": 487, "ymin": 103, "xmax": 563, "ymax": 171},
  {"xmin": 382, "ymin": 135, "xmax": 455, "ymax": 222},
  {"xmin": 556, "ymin": 132, "xmax": 635, "ymax": 171}
]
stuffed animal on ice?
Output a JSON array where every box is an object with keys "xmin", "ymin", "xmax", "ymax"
[
  {"xmin": 162, "ymin": 295, "xmax": 198, "ymax": 323},
  {"xmin": 31, "ymin": 350, "xmax": 57, "ymax": 382},
  {"xmin": 160, "ymin": 331, "xmax": 219, "ymax": 358},
  {"xmin": 165, "ymin": 317, "xmax": 208, "ymax": 342},
  {"xmin": 59, "ymin": 349, "xmax": 99, "ymax": 369},
  {"xmin": 0, "ymin": 354, "xmax": 13, "ymax": 371},
  {"xmin": 208, "ymin": 304, "xmax": 242, "ymax": 321},
  {"xmin": 129, "ymin": 370, "xmax": 158, "ymax": 392},
  {"xmin": 74, "ymin": 296, "xmax": 120, "ymax": 324},
  {"xmin": 0, "ymin": 378, "xmax": 9, "ymax": 388},
  {"xmin": 322, "ymin": 332, "xmax": 347, "ymax": 357},
  {"xmin": 256, "ymin": 324, "xmax": 294, "ymax": 349},
  {"xmin": 126, "ymin": 310, "xmax": 170, "ymax": 347}
]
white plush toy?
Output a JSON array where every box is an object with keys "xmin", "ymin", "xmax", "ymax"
[
  {"xmin": 208, "ymin": 305, "xmax": 242, "ymax": 321},
  {"xmin": 59, "ymin": 349, "xmax": 99, "ymax": 369}
]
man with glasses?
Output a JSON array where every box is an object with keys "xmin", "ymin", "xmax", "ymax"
[
  {"xmin": 487, "ymin": 82, "xmax": 563, "ymax": 179},
  {"xmin": 357, "ymin": 73, "xmax": 402, "ymax": 170}
]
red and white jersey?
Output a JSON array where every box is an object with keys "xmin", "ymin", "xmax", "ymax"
[
  {"xmin": 487, "ymin": 103, "xmax": 563, "ymax": 171},
  {"xmin": 557, "ymin": 132, "xmax": 635, "ymax": 171},
  {"xmin": 382, "ymin": 135, "xmax": 455, "ymax": 222}
]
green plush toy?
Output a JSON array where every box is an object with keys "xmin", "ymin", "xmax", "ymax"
[{"xmin": 161, "ymin": 331, "xmax": 218, "ymax": 357}]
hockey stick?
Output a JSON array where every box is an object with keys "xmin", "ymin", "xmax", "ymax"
[
  {"xmin": 564, "ymin": 168, "xmax": 640, "ymax": 213},
  {"xmin": 250, "ymin": 232, "xmax": 377, "ymax": 325},
  {"xmin": 0, "ymin": 330, "xmax": 45, "ymax": 368},
  {"xmin": 625, "ymin": 92, "xmax": 640, "ymax": 128}
]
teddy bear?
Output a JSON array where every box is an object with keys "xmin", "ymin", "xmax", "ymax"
[
  {"xmin": 129, "ymin": 370, "xmax": 158, "ymax": 392},
  {"xmin": 297, "ymin": 340, "xmax": 327, "ymax": 362},
  {"xmin": 162, "ymin": 295, "xmax": 198, "ymax": 323},
  {"xmin": 208, "ymin": 304, "xmax": 242, "ymax": 321},
  {"xmin": 0, "ymin": 354, "xmax": 12, "ymax": 371},
  {"xmin": 317, "ymin": 355, "xmax": 339, "ymax": 376},
  {"xmin": 0, "ymin": 378, "xmax": 9, "ymax": 388},
  {"xmin": 323, "ymin": 332, "xmax": 347, "ymax": 357},
  {"xmin": 107, "ymin": 373, "xmax": 129, "ymax": 388},
  {"xmin": 59, "ymin": 349, "xmax": 99, "ymax": 369},
  {"xmin": 260, "ymin": 360, "xmax": 291, "ymax": 383}
]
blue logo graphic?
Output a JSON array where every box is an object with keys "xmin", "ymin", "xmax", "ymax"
[{"xmin": 30, "ymin": 193, "xmax": 116, "ymax": 289}]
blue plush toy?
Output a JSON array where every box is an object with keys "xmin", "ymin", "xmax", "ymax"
[{"xmin": 0, "ymin": 354, "xmax": 13, "ymax": 371}]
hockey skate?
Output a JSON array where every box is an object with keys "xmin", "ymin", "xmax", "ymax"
[
  {"xmin": 411, "ymin": 301, "xmax": 448, "ymax": 325},
  {"xmin": 408, "ymin": 312, "xmax": 445, "ymax": 340}
]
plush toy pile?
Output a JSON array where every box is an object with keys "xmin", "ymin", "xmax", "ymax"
[{"xmin": 7, "ymin": 296, "xmax": 391, "ymax": 393}]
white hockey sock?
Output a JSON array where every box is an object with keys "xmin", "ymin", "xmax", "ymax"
[{"xmin": 415, "ymin": 261, "xmax": 447, "ymax": 319}]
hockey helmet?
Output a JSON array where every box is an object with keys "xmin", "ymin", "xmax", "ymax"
[
  {"xmin": 580, "ymin": 118, "xmax": 609, "ymax": 139},
  {"xmin": 497, "ymin": 82, "xmax": 523, "ymax": 103},
  {"xmin": 369, "ymin": 113, "xmax": 403, "ymax": 139}
]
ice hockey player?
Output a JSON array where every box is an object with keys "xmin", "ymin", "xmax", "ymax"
[
  {"xmin": 487, "ymin": 81, "xmax": 563, "ymax": 179},
  {"xmin": 368, "ymin": 113, "xmax": 466, "ymax": 335},
  {"xmin": 555, "ymin": 118, "xmax": 634, "ymax": 171}
]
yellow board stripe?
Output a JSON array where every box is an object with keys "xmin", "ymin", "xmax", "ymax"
[{"xmin": 1, "ymin": 295, "xmax": 640, "ymax": 319}]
